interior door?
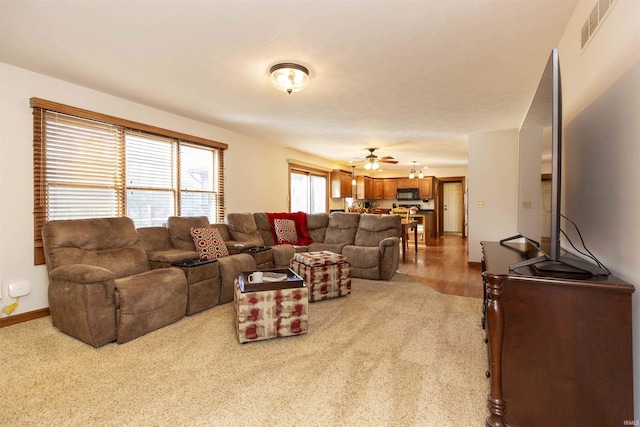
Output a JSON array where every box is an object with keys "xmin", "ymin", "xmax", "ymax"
[{"xmin": 443, "ymin": 182, "xmax": 462, "ymax": 233}]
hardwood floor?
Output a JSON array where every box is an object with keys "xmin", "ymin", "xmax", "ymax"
[{"xmin": 396, "ymin": 236, "xmax": 484, "ymax": 299}]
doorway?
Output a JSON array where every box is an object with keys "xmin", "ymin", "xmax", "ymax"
[{"xmin": 437, "ymin": 177, "xmax": 466, "ymax": 238}]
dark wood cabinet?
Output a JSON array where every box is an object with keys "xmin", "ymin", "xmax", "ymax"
[{"xmin": 481, "ymin": 241, "xmax": 634, "ymax": 427}]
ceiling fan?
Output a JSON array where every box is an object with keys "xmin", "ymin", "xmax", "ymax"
[{"xmin": 361, "ymin": 148, "xmax": 398, "ymax": 170}]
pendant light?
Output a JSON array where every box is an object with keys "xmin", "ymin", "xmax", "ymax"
[
  {"xmin": 409, "ymin": 161, "xmax": 426, "ymax": 179},
  {"xmin": 409, "ymin": 161, "xmax": 417, "ymax": 179}
]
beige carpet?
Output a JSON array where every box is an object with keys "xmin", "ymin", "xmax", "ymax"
[{"xmin": 0, "ymin": 275, "xmax": 488, "ymax": 426}]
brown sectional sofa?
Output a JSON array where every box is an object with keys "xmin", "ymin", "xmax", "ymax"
[{"xmin": 43, "ymin": 212, "xmax": 401, "ymax": 347}]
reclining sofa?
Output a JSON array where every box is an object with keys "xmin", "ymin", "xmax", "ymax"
[
  {"xmin": 42, "ymin": 212, "xmax": 401, "ymax": 346},
  {"xmin": 42, "ymin": 217, "xmax": 188, "ymax": 347}
]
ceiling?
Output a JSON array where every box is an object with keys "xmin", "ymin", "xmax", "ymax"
[{"xmin": 0, "ymin": 0, "xmax": 578, "ymax": 172}]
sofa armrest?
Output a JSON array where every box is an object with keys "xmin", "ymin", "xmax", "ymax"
[
  {"xmin": 146, "ymin": 249, "xmax": 199, "ymax": 268},
  {"xmin": 50, "ymin": 264, "xmax": 115, "ymax": 284},
  {"xmin": 379, "ymin": 236, "xmax": 400, "ymax": 250},
  {"xmin": 271, "ymin": 244, "xmax": 296, "ymax": 268},
  {"xmin": 378, "ymin": 237, "xmax": 400, "ymax": 280},
  {"xmin": 225, "ymin": 241, "xmax": 257, "ymax": 255}
]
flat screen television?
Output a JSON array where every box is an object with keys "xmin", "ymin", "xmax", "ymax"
[{"xmin": 502, "ymin": 48, "xmax": 604, "ymax": 276}]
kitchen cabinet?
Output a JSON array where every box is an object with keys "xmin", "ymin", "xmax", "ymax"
[
  {"xmin": 330, "ymin": 169, "xmax": 353, "ymax": 198},
  {"xmin": 397, "ymin": 178, "xmax": 419, "ymax": 189},
  {"xmin": 419, "ymin": 177, "xmax": 434, "ymax": 199},
  {"xmin": 355, "ymin": 176, "xmax": 374, "ymax": 200},
  {"xmin": 382, "ymin": 179, "xmax": 397, "ymax": 199},
  {"xmin": 373, "ymin": 179, "xmax": 384, "ymax": 199}
]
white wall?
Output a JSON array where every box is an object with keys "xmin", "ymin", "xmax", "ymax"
[
  {"xmin": 557, "ymin": 0, "xmax": 640, "ymax": 417},
  {"xmin": 0, "ymin": 62, "xmax": 341, "ymax": 318},
  {"xmin": 467, "ymin": 129, "xmax": 519, "ymax": 263}
]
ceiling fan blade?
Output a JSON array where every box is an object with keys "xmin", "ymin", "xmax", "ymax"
[{"xmin": 379, "ymin": 159, "xmax": 398, "ymax": 164}]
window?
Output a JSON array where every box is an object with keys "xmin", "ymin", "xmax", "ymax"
[
  {"xmin": 125, "ymin": 132, "xmax": 175, "ymax": 227},
  {"xmin": 289, "ymin": 163, "xmax": 328, "ymax": 214},
  {"xmin": 32, "ymin": 98, "xmax": 227, "ymax": 264}
]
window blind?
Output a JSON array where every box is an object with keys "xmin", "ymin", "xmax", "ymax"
[{"xmin": 125, "ymin": 132, "xmax": 176, "ymax": 227}]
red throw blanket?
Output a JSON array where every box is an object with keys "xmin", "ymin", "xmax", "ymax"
[{"xmin": 266, "ymin": 212, "xmax": 313, "ymax": 246}]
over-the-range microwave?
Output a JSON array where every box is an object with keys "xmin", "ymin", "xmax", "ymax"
[{"xmin": 396, "ymin": 188, "xmax": 420, "ymax": 200}]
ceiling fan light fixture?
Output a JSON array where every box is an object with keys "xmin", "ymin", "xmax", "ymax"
[{"xmin": 269, "ymin": 63, "xmax": 310, "ymax": 94}]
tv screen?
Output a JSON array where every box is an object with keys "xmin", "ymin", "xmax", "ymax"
[
  {"xmin": 503, "ymin": 48, "xmax": 607, "ymax": 276},
  {"xmin": 517, "ymin": 48, "xmax": 561, "ymax": 261}
]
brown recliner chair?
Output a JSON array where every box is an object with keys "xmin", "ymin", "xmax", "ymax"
[{"xmin": 42, "ymin": 217, "xmax": 188, "ymax": 347}]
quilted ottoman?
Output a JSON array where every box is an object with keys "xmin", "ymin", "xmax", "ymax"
[
  {"xmin": 234, "ymin": 275, "xmax": 308, "ymax": 343},
  {"xmin": 290, "ymin": 251, "xmax": 352, "ymax": 302}
]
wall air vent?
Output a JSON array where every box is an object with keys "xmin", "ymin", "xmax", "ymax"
[{"xmin": 581, "ymin": 0, "xmax": 617, "ymax": 50}]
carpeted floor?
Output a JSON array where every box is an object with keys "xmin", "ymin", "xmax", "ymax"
[{"xmin": 0, "ymin": 275, "xmax": 488, "ymax": 426}]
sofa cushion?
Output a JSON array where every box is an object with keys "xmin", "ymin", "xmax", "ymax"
[
  {"xmin": 341, "ymin": 245, "xmax": 381, "ymax": 280},
  {"xmin": 354, "ymin": 214, "xmax": 402, "ymax": 247},
  {"xmin": 217, "ymin": 253, "xmax": 256, "ymax": 304},
  {"xmin": 210, "ymin": 223, "xmax": 231, "ymax": 241},
  {"xmin": 226, "ymin": 213, "xmax": 264, "ymax": 246},
  {"xmin": 306, "ymin": 213, "xmax": 329, "ymax": 243},
  {"xmin": 114, "ymin": 267, "xmax": 187, "ymax": 344},
  {"xmin": 324, "ymin": 212, "xmax": 360, "ymax": 245},
  {"xmin": 253, "ymin": 213, "xmax": 276, "ymax": 246},
  {"xmin": 190, "ymin": 227, "xmax": 229, "ymax": 259},
  {"xmin": 167, "ymin": 216, "xmax": 211, "ymax": 251},
  {"xmin": 41, "ymin": 217, "xmax": 149, "ymax": 278},
  {"xmin": 274, "ymin": 219, "xmax": 298, "ymax": 244}
]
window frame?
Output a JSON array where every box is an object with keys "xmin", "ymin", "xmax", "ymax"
[
  {"xmin": 32, "ymin": 97, "xmax": 227, "ymax": 265},
  {"xmin": 288, "ymin": 162, "xmax": 330, "ymax": 214}
]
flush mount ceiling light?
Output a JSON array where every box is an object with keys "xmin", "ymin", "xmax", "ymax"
[
  {"xmin": 269, "ymin": 63, "xmax": 310, "ymax": 94},
  {"xmin": 409, "ymin": 161, "xmax": 425, "ymax": 179}
]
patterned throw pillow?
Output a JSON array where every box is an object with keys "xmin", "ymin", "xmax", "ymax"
[
  {"xmin": 190, "ymin": 227, "xmax": 229, "ymax": 259},
  {"xmin": 274, "ymin": 219, "xmax": 298, "ymax": 244}
]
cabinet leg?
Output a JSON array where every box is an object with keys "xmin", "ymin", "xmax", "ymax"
[{"xmin": 485, "ymin": 280, "xmax": 507, "ymax": 427}]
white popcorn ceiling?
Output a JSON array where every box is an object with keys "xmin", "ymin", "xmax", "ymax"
[{"xmin": 0, "ymin": 0, "xmax": 579, "ymax": 170}]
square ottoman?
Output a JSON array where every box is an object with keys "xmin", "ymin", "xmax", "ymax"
[
  {"xmin": 234, "ymin": 271, "xmax": 308, "ymax": 343},
  {"xmin": 290, "ymin": 251, "xmax": 351, "ymax": 302}
]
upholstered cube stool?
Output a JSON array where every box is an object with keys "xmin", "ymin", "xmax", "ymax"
[
  {"xmin": 234, "ymin": 270, "xmax": 308, "ymax": 343},
  {"xmin": 290, "ymin": 251, "xmax": 351, "ymax": 302}
]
